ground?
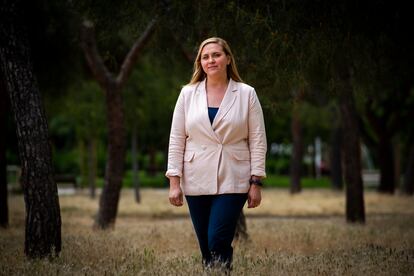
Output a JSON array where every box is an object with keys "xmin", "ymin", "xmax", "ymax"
[{"xmin": 1, "ymin": 188, "xmax": 413, "ymax": 275}]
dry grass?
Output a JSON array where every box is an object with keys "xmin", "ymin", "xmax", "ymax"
[{"xmin": 1, "ymin": 188, "xmax": 414, "ymax": 275}]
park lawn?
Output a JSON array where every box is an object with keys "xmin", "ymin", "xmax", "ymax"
[{"xmin": 1, "ymin": 188, "xmax": 414, "ymax": 275}]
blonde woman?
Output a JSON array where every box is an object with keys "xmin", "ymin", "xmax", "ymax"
[{"xmin": 166, "ymin": 37, "xmax": 267, "ymax": 270}]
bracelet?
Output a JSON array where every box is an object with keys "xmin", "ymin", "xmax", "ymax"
[{"xmin": 249, "ymin": 178, "xmax": 263, "ymax": 187}]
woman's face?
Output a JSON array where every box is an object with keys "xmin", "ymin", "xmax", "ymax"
[{"xmin": 200, "ymin": 43, "xmax": 230, "ymax": 79}]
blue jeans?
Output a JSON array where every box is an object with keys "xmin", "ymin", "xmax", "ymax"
[{"xmin": 186, "ymin": 193, "xmax": 247, "ymax": 269}]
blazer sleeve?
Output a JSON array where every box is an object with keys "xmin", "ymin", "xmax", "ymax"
[
  {"xmin": 248, "ymin": 89, "xmax": 267, "ymax": 177},
  {"xmin": 165, "ymin": 90, "xmax": 186, "ymax": 178}
]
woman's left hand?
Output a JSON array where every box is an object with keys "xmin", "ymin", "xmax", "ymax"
[{"xmin": 247, "ymin": 184, "xmax": 261, "ymax": 208}]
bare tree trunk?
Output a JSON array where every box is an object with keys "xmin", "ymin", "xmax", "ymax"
[
  {"xmin": 0, "ymin": 74, "xmax": 8, "ymax": 228},
  {"xmin": 96, "ymin": 85, "xmax": 126, "ymax": 228},
  {"xmin": 79, "ymin": 139, "xmax": 87, "ymax": 187},
  {"xmin": 0, "ymin": 0, "xmax": 61, "ymax": 257},
  {"xmin": 290, "ymin": 100, "xmax": 303, "ymax": 194},
  {"xmin": 0, "ymin": 138, "xmax": 7, "ymax": 228},
  {"xmin": 340, "ymin": 96, "xmax": 365, "ymax": 223},
  {"xmin": 335, "ymin": 58, "xmax": 365, "ymax": 223},
  {"xmin": 88, "ymin": 137, "xmax": 97, "ymax": 198},
  {"xmin": 365, "ymin": 102, "xmax": 396, "ymax": 194},
  {"xmin": 330, "ymin": 127, "xmax": 343, "ymax": 190},
  {"xmin": 377, "ymin": 134, "xmax": 395, "ymax": 193},
  {"xmin": 81, "ymin": 18, "xmax": 157, "ymax": 229},
  {"xmin": 401, "ymin": 143, "xmax": 414, "ymax": 195},
  {"xmin": 131, "ymin": 125, "xmax": 141, "ymax": 203},
  {"xmin": 394, "ymin": 141, "xmax": 401, "ymax": 190}
]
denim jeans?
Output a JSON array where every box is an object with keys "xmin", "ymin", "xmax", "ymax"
[{"xmin": 186, "ymin": 193, "xmax": 247, "ymax": 269}]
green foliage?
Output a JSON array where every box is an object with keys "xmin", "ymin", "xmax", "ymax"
[
  {"xmin": 265, "ymin": 175, "xmax": 331, "ymax": 188},
  {"xmin": 123, "ymin": 56, "xmax": 186, "ymax": 154},
  {"xmin": 52, "ymin": 148, "xmax": 80, "ymax": 175},
  {"xmin": 122, "ymin": 171, "xmax": 167, "ymax": 188},
  {"xmin": 90, "ymin": 170, "xmax": 167, "ymax": 188},
  {"xmin": 6, "ymin": 0, "xmax": 411, "ymax": 186},
  {"xmin": 125, "ymin": 150, "xmax": 166, "ymax": 175}
]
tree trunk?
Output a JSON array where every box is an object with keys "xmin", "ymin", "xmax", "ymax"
[
  {"xmin": 364, "ymin": 101, "xmax": 397, "ymax": 193},
  {"xmin": 401, "ymin": 143, "xmax": 414, "ymax": 195},
  {"xmin": 0, "ymin": 0, "xmax": 61, "ymax": 257},
  {"xmin": 0, "ymin": 74, "xmax": 8, "ymax": 228},
  {"xmin": 81, "ymin": 18, "xmax": 157, "ymax": 229},
  {"xmin": 95, "ymin": 86, "xmax": 126, "ymax": 228},
  {"xmin": 79, "ymin": 139, "xmax": 87, "ymax": 187},
  {"xmin": 131, "ymin": 125, "xmax": 141, "ymax": 203},
  {"xmin": 377, "ymin": 134, "xmax": 395, "ymax": 193},
  {"xmin": 88, "ymin": 137, "xmax": 97, "ymax": 199},
  {"xmin": 330, "ymin": 127, "xmax": 343, "ymax": 190},
  {"xmin": 336, "ymin": 61, "xmax": 365, "ymax": 223},
  {"xmin": 394, "ymin": 141, "xmax": 401, "ymax": 190},
  {"xmin": 290, "ymin": 101, "xmax": 303, "ymax": 194}
]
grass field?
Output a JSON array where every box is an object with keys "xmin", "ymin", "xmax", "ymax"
[{"xmin": 1, "ymin": 188, "xmax": 414, "ymax": 275}]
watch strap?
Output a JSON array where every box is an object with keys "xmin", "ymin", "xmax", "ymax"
[{"xmin": 249, "ymin": 178, "xmax": 263, "ymax": 186}]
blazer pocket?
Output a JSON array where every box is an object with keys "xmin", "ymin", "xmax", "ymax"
[
  {"xmin": 230, "ymin": 150, "xmax": 251, "ymax": 185},
  {"xmin": 183, "ymin": 151, "xmax": 195, "ymax": 184},
  {"xmin": 184, "ymin": 151, "xmax": 195, "ymax": 162},
  {"xmin": 231, "ymin": 150, "xmax": 250, "ymax": 161}
]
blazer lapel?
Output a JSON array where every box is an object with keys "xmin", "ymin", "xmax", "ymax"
[
  {"xmin": 212, "ymin": 79, "xmax": 238, "ymax": 130},
  {"xmin": 196, "ymin": 80, "xmax": 221, "ymax": 142}
]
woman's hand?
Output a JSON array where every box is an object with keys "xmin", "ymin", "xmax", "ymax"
[
  {"xmin": 247, "ymin": 182, "xmax": 262, "ymax": 208},
  {"xmin": 168, "ymin": 176, "xmax": 183, "ymax": 207}
]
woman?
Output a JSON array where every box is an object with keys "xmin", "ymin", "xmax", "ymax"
[{"xmin": 166, "ymin": 37, "xmax": 267, "ymax": 270}]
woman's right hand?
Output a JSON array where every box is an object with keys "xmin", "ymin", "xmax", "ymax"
[{"xmin": 168, "ymin": 176, "xmax": 183, "ymax": 207}]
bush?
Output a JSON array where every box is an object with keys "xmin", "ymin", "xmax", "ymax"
[
  {"xmin": 266, "ymin": 157, "xmax": 290, "ymax": 175},
  {"xmin": 122, "ymin": 170, "xmax": 167, "ymax": 188},
  {"xmin": 264, "ymin": 175, "xmax": 331, "ymax": 188}
]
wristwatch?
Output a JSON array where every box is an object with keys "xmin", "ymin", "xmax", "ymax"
[{"xmin": 249, "ymin": 178, "xmax": 263, "ymax": 187}]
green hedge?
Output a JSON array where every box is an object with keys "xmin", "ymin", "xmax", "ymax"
[
  {"xmin": 264, "ymin": 175, "xmax": 331, "ymax": 188},
  {"xmin": 81, "ymin": 172, "xmax": 332, "ymax": 189}
]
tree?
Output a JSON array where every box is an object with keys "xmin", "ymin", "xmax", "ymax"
[
  {"xmin": 65, "ymin": 80, "xmax": 105, "ymax": 198},
  {"xmin": 0, "ymin": 73, "xmax": 8, "ymax": 228},
  {"xmin": 80, "ymin": 17, "xmax": 158, "ymax": 229},
  {"xmin": 0, "ymin": 0, "xmax": 61, "ymax": 257},
  {"xmin": 402, "ymin": 142, "xmax": 414, "ymax": 195},
  {"xmin": 333, "ymin": 49, "xmax": 365, "ymax": 223},
  {"xmin": 290, "ymin": 93, "xmax": 304, "ymax": 194},
  {"xmin": 329, "ymin": 125, "xmax": 343, "ymax": 190}
]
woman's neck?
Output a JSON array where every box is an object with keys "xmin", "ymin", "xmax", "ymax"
[{"xmin": 206, "ymin": 76, "xmax": 229, "ymax": 89}]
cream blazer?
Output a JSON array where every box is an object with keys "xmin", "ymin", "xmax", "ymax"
[{"xmin": 165, "ymin": 78, "xmax": 267, "ymax": 195}]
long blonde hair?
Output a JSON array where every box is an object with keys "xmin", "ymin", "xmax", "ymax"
[{"xmin": 188, "ymin": 37, "xmax": 243, "ymax": 85}]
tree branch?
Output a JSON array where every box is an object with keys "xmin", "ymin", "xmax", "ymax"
[
  {"xmin": 116, "ymin": 18, "xmax": 158, "ymax": 87},
  {"xmin": 169, "ymin": 30, "xmax": 195, "ymax": 64},
  {"xmin": 80, "ymin": 20, "xmax": 114, "ymax": 89}
]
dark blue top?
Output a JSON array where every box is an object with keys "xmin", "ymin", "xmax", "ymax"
[{"xmin": 208, "ymin": 107, "xmax": 219, "ymax": 125}]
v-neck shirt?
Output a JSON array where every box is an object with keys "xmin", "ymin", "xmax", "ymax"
[{"xmin": 208, "ymin": 107, "xmax": 219, "ymax": 125}]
